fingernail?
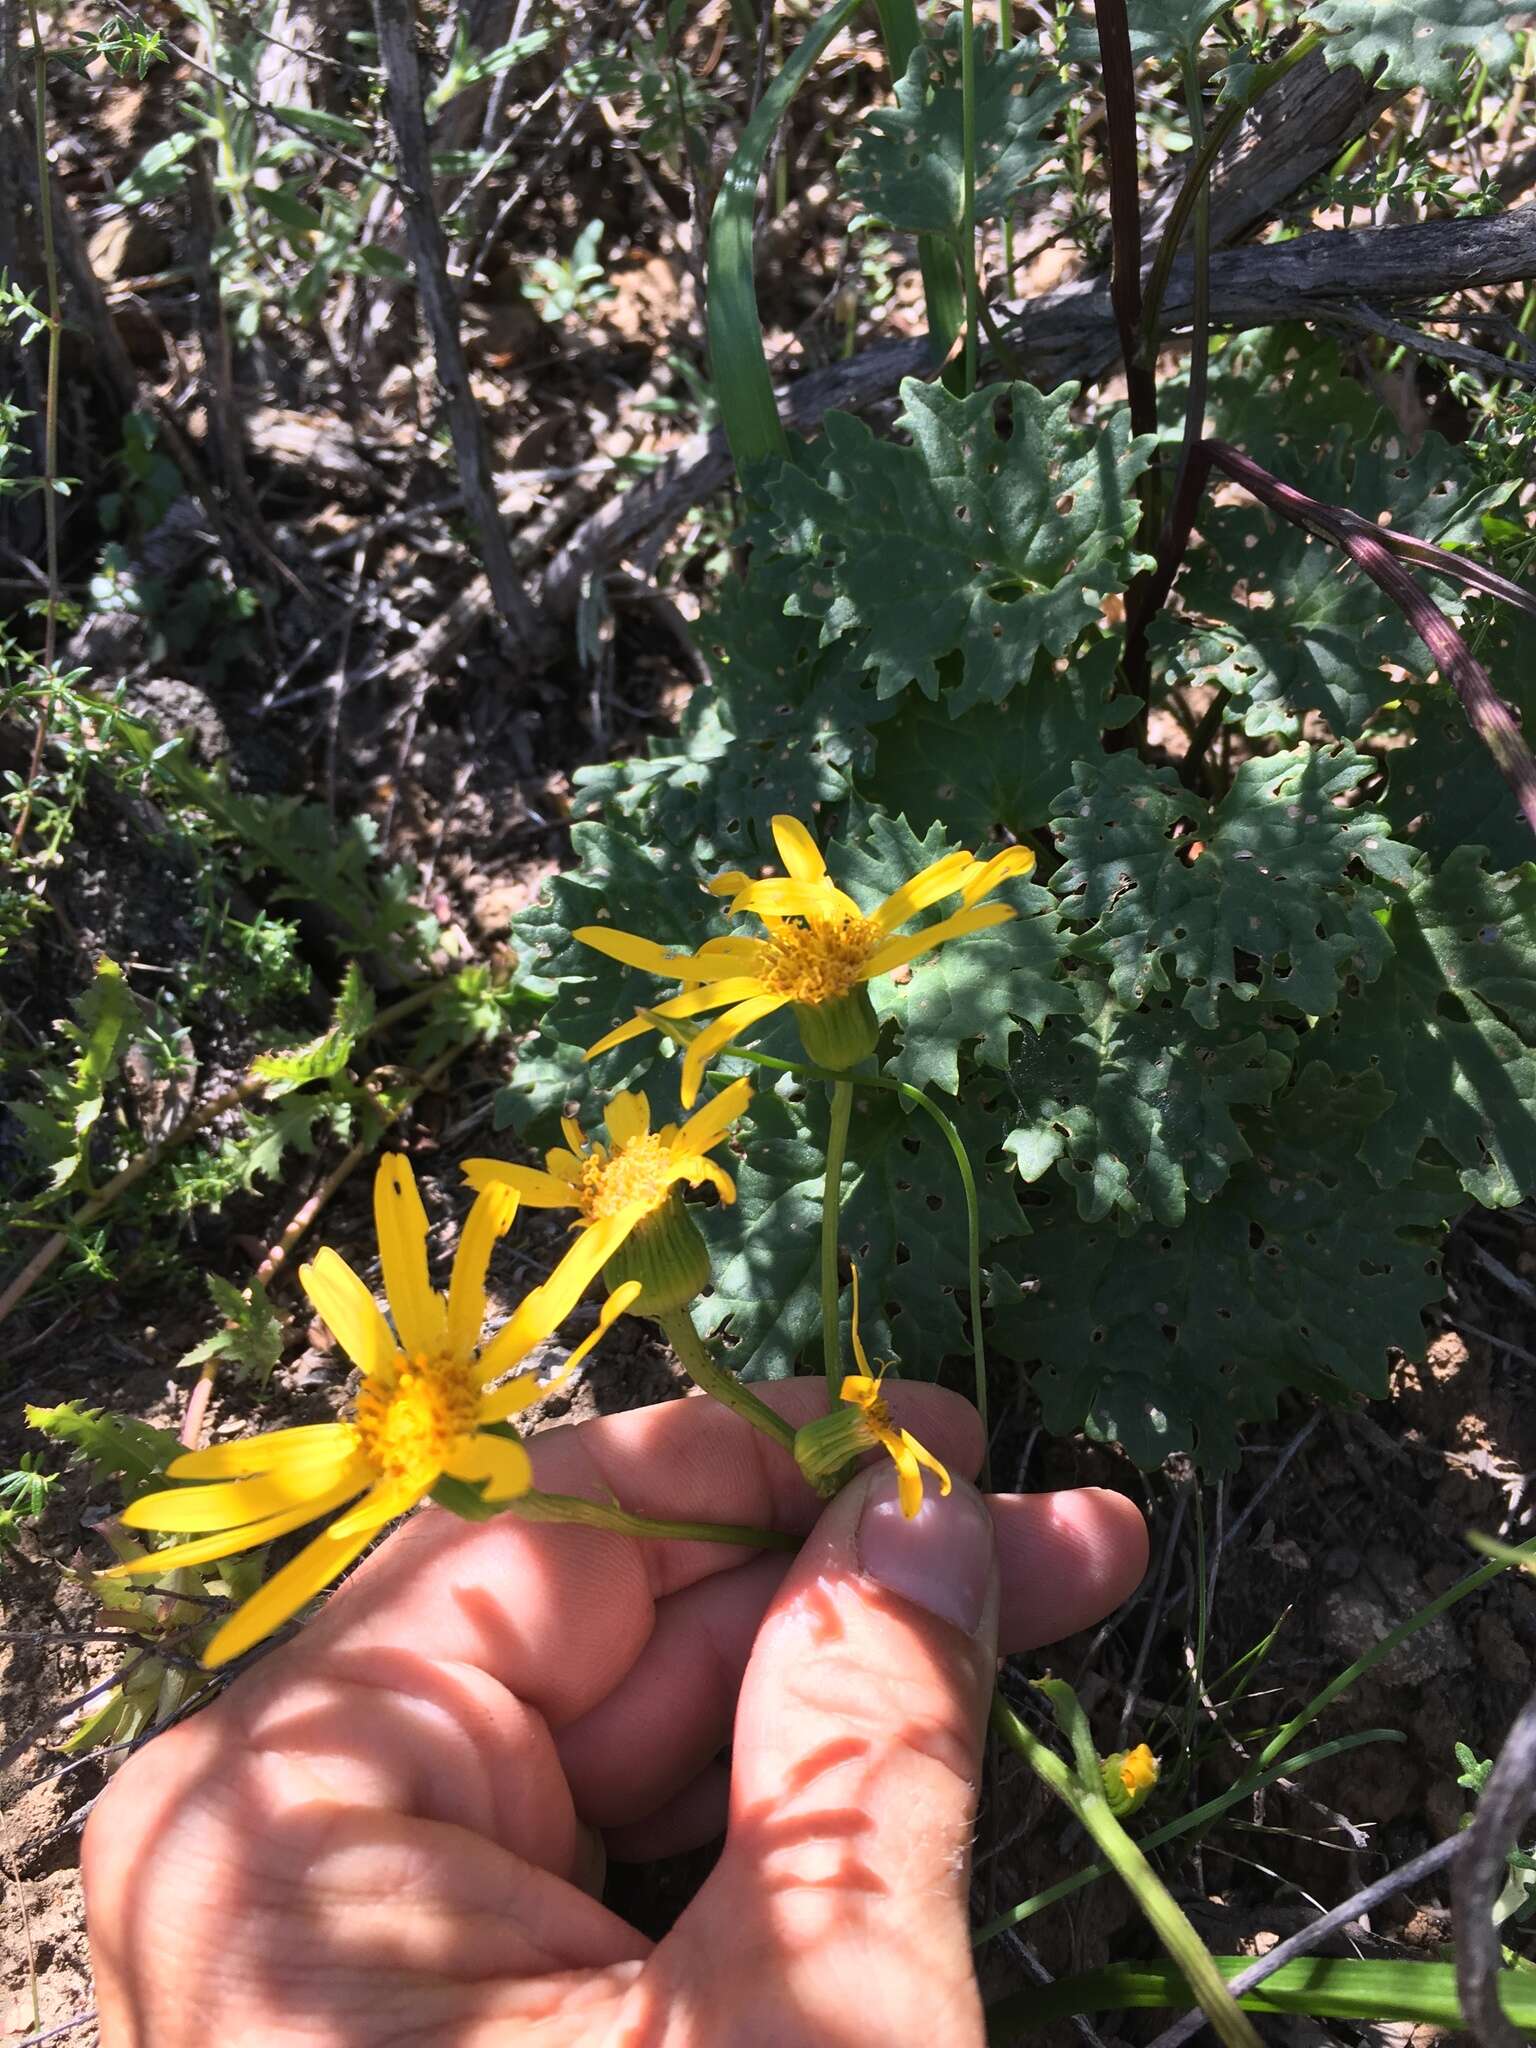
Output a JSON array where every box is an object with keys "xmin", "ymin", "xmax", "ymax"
[{"xmin": 856, "ymin": 1467, "xmax": 995, "ymax": 1634}]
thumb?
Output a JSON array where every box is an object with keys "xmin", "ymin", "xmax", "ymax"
[{"xmin": 678, "ymin": 1462, "xmax": 998, "ymax": 2047}]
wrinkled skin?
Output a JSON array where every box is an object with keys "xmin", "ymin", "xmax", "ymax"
[{"xmin": 85, "ymin": 1379, "xmax": 1146, "ymax": 2047}]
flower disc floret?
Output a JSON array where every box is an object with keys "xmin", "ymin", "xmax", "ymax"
[
  {"xmin": 572, "ymin": 813, "xmax": 1035, "ymax": 1104},
  {"xmin": 353, "ymin": 1351, "xmax": 481, "ymax": 1493}
]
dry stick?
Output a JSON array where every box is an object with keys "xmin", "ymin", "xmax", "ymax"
[
  {"xmin": 370, "ymin": 0, "xmax": 551, "ymax": 661},
  {"xmin": 1453, "ymin": 1683, "xmax": 1536, "ymax": 2048},
  {"xmin": 10, "ymin": 0, "xmax": 62, "ymax": 855},
  {"xmin": 178, "ymin": 1047, "xmax": 460, "ymax": 1449},
  {"xmin": 1206, "ymin": 439, "xmax": 1536, "ymax": 840},
  {"xmin": 1146, "ymin": 1833, "xmax": 1466, "ymax": 2048},
  {"xmin": 1092, "ymin": 0, "xmax": 1156, "ymax": 444}
]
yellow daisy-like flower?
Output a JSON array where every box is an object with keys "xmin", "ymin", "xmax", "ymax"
[
  {"xmin": 1101, "ymin": 1742, "xmax": 1160, "ymax": 1817},
  {"xmin": 574, "ymin": 813, "xmax": 1036, "ymax": 1106},
  {"xmin": 462, "ymin": 1079, "xmax": 751, "ymax": 1316},
  {"xmin": 106, "ymin": 1156, "xmax": 636, "ymax": 1668}
]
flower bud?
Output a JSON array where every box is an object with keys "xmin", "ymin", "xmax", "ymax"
[
  {"xmin": 1101, "ymin": 1742, "xmax": 1159, "ymax": 1817},
  {"xmin": 793, "ymin": 985, "xmax": 879, "ymax": 1071},
  {"xmin": 601, "ymin": 1188, "xmax": 712, "ymax": 1315}
]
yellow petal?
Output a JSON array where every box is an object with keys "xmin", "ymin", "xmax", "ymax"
[
  {"xmin": 374, "ymin": 1154, "xmax": 447, "ymax": 1359},
  {"xmin": 299, "ymin": 1248, "xmax": 394, "ymax": 1379},
  {"xmin": 448, "ymin": 1182, "xmax": 519, "ymax": 1365},
  {"xmin": 462, "ymin": 1160, "xmax": 577, "ymax": 1208},
  {"xmin": 584, "ymin": 1013, "xmax": 656, "ymax": 1060},
  {"xmin": 479, "ymin": 1280, "xmax": 641, "ymax": 1423},
  {"xmin": 706, "ymin": 868, "xmax": 753, "ymax": 900},
  {"xmin": 726, "ymin": 878, "xmax": 864, "ymax": 924},
  {"xmin": 770, "ymin": 815, "xmax": 828, "ymax": 884},
  {"xmin": 574, "ymin": 926, "xmax": 741, "ymax": 985},
  {"xmin": 99, "ymin": 1477, "xmax": 365, "ymax": 1578},
  {"xmin": 900, "ymin": 1429, "xmax": 952, "ymax": 1501},
  {"xmin": 849, "ymin": 1263, "xmax": 874, "ymax": 1378},
  {"xmin": 676, "ymin": 1154, "xmax": 735, "ymax": 1203},
  {"xmin": 839, "ymin": 1372, "xmax": 881, "ymax": 1413},
  {"xmin": 680, "ymin": 992, "xmax": 787, "ymax": 1108},
  {"xmin": 322, "ymin": 1476, "xmax": 424, "ymax": 1543},
  {"xmin": 871, "ymin": 849, "xmax": 975, "ymax": 933},
  {"xmin": 542, "ymin": 1149, "xmax": 585, "ymax": 1184},
  {"xmin": 473, "ymin": 1213, "xmax": 632, "ymax": 1384},
  {"xmin": 890, "ymin": 1435, "xmax": 926, "ymax": 1521},
  {"xmin": 122, "ymin": 1454, "xmax": 371, "ymax": 1533},
  {"xmin": 860, "ymin": 901, "xmax": 1015, "ymax": 981},
  {"xmin": 169, "ymin": 1423, "xmax": 355, "ymax": 1481},
  {"xmin": 606, "ymin": 1089, "xmax": 651, "ymax": 1148},
  {"xmin": 560, "ymin": 1115, "xmax": 586, "ymax": 1155},
  {"xmin": 674, "ymin": 1075, "xmax": 753, "ymax": 1157},
  {"xmin": 201, "ymin": 1520, "xmax": 378, "ymax": 1669},
  {"xmin": 444, "ymin": 1429, "xmax": 533, "ymax": 1502},
  {"xmin": 959, "ymin": 844, "xmax": 1036, "ymax": 906}
]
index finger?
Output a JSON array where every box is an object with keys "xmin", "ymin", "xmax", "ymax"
[{"xmin": 272, "ymin": 1377, "xmax": 987, "ymax": 1730}]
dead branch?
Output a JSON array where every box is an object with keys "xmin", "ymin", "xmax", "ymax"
[
  {"xmin": 371, "ymin": 0, "xmax": 553, "ymax": 666},
  {"xmin": 541, "ymin": 208, "xmax": 1536, "ymax": 621}
]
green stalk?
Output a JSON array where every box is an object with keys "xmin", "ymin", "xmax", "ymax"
[
  {"xmin": 708, "ymin": 0, "xmax": 861, "ymax": 481},
  {"xmin": 657, "ymin": 1305, "xmax": 798, "ymax": 1454},
  {"xmin": 821, "ymin": 1078, "xmax": 854, "ymax": 1398},
  {"xmin": 1139, "ymin": 28, "xmax": 1322, "ymax": 366},
  {"xmin": 513, "ymin": 1489, "xmax": 797, "ymax": 1551},
  {"xmin": 972, "ymin": 1726, "xmax": 1402, "ymax": 1946},
  {"xmin": 699, "ymin": 1040, "xmax": 990, "ymax": 1462},
  {"xmin": 959, "ymin": 0, "xmax": 979, "ymax": 393},
  {"xmin": 988, "ymin": 1957, "xmax": 1536, "ymax": 2037},
  {"xmin": 991, "ymin": 1692, "xmax": 1263, "ymax": 2048},
  {"xmin": 870, "ymin": 0, "xmax": 965, "ymax": 372}
]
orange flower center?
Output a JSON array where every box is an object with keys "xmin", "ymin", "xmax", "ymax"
[
  {"xmin": 353, "ymin": 1351, "xmax": 480, "ymax": 1490},
  {"xmin": 574, "ymin": 1134, "xmax": 676, "ymax": 1222},
  {"xmin": 757, "ymin": 914, "xmax": 883, "ymax": 1006}
]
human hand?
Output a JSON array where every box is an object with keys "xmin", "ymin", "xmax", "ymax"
[{"xmin": 84, "ymin": 1379, "xmax": 1147, "ymax": 2047}]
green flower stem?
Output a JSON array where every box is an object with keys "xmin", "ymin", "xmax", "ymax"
[
  {"xmin": 871, "ymin": 0, "xmax": 966, "ymax": 374},
  {"xmin": 705, "ymin": 1044, "xmax": 989, "ymax": 1469},
  {"xmin": 959, "ymin": 0, "xmax": 979, "ymax": 394},
  {"xmin": 972, "ymin": 1726, "xmax": 1402, "ymax": 1947},
  {"xmin": 997, "ymin": 0, "xmax": 1014, "ymax": 281},
  {"xmin": 990, "ymin": 1692, "xmax": 1263, "ymax": 2048},
  {"xmin": 1139, "ymin": 28, "xmax": 1321, "ymax": 365},
  {"xmin": 513, "ymin": 1488, "xmax": 797, "ymax": 1552},
  {"xmin": 656, "ymin": 1306, "xmax": 798, "ymax": 1456},
  {"xmin": 821, "ymin": 1078, "xmax": 855, "ymax": 1399}
]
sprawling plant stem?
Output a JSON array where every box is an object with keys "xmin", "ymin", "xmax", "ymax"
[
  {"xmin": 1092, "ymin": 0, "xmax": 1155, "ymax": 441},
  {"xmin": 514, "ymin": 1489, "xmax": 797, "ymax": 1552},
  {"xmin": 991, "ymin": 1689, "xmax": 1263, "ymax": 2048},
  {"xmin": 657, "ymin": 1307, "xmax": 798, "ymax": 1454},
  {"xmin": 959, "ymin": 0, "xmax": 979, "ymax": 392}
]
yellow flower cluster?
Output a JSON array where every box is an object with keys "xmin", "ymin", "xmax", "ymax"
[{"xmin": 114, "ymin": 814, "xmax": 1031, "ymax": 1663}]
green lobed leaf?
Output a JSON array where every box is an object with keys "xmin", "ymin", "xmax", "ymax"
[
  {"xmin": 838, "ymin": 17, "xmax": 1067, "ymax": 235},
  {"xmin": 1066, "ymin": 0, "xmax": 1232, "ymax": 66},
  {"xmin": 990, "ymin": 1065, "xmax": 1456, "ymax": 1469},
  {"xmin": 1050, "ymin": 744, "xmax": 1413, "ymax": 1027},
  {"xmin": 178, "ymin": 1274, "xmax": 285, "ymax": 1381},
  {"xmin": 1310, "ymin": 0, "xmax": 1525, "ymax": 98},
  {"xmin": 1002, "ymin": 978, "xmax": 1295, "ymax": 1226},
  {"xmin": 765, "ymin": 379, "xmax": 1155, "ymax": 712},
  {"xmin": 69, "ymin": 957, "xmax": 141, "ymax": 1142},
  {"xmin": 1312, "ymin": 847, "xmax": 1536, "ymax": 1205},
  {"xmin": 872, "ymin": 641, "xmax": 1139, "ymax": 846}
]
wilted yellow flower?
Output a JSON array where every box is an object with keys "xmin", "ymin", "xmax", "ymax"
[
  {"xmin": 574, "ymin": 813, "xmax": 1035, "ymax": 1105},
  {"xmin": 463, "ymin": 1079, "xmax": 751, "ymax": 1314},
  {"xmin": 794, "ymin": 1265, "xmax": 951, "ymax": 1518},
  {"xmin": 107, "ymin": 1156, "xmax": 634, "ymax": 1668}
]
